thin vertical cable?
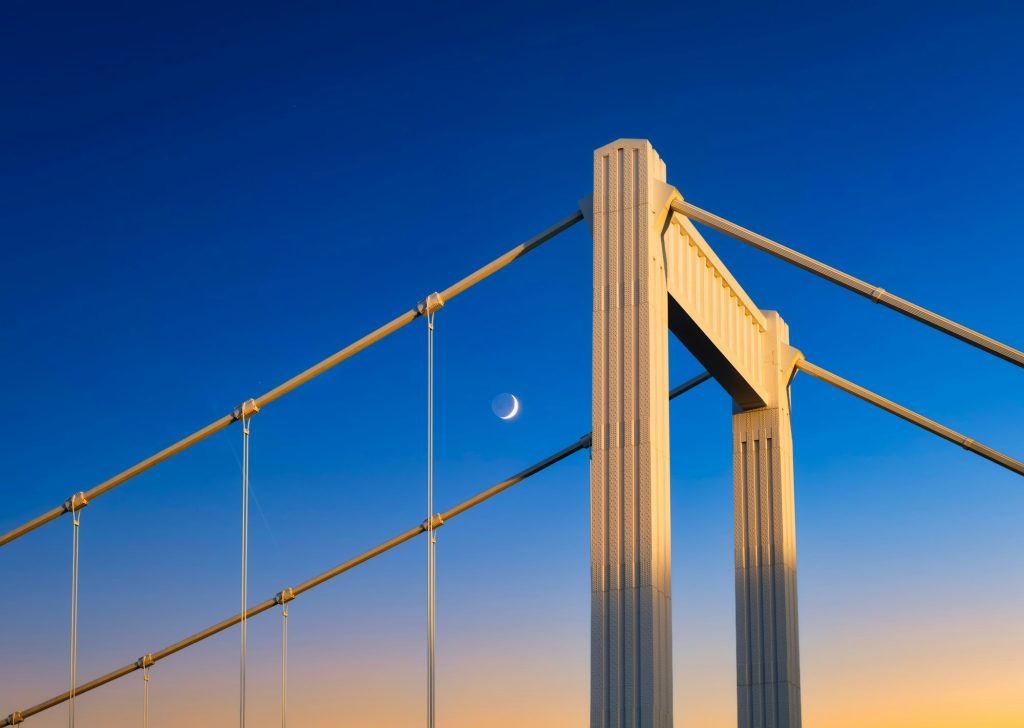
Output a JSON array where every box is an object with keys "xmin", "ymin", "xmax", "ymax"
[
  {"xmin": 142, "ymin": 665, "xmax": 150, "ymax": 728},
  {"xmin": 240, "ymin": 415, "xmax": 252, "ymax": 728},
  {"xmin": 281, "ymin": 601, "xmax": 288, "ymax": 728},
  {"xmin": 426, "ymin": 310, "xmax": 437, "ymax": 728},
  {"xmin": 69, "ymin": 505, "xmax": 82, "ymax": 728}
]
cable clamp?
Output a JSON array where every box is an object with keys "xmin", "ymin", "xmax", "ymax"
[
  {"xmin": 136, "ymin": 653, "xmax": 154, "ymax": 669},
  {"xmin": 63, "ymin": 492, "xmax": 88, "ymax": 513},
  {"xmin": 960, "ymin": 437, "xmax": 975, "ymax": 450},
  {"xmin": 232, "ymin": 398, "xmax": 260, "ymax": 421},
  {"xmin": 869, "ymin": 287, "xmax": 886, "ymax": 303},
  {"xmin": 416, "ymin": 292, "xmax": 445, "ymax": 317},
  {"xmin": 274, "ymin": 587, "xmax": 296, "ymax": 605},
  {"xmin": 7, "ymin": 712, "xmax": 24, "ymax": 725},
  {"xmin": 422, "ymin": 513, "xmax": 444, "ymax": 531}
]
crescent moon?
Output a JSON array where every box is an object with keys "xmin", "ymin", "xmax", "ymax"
[{"xmin": 499, "ymin": 395, "xmax": 520, "ymax": 420}]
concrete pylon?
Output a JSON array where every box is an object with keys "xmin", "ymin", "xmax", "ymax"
[
  {"xmin": 590, "ymin": 139, "xmax": 674, "ymax": 728},
  {"xmin": 733, "ymin": 312, "xmax": 802, "ymax": 728},
  {"xmin": 590, "ymin": 139, "xmax": 803, "ymax": 728}
]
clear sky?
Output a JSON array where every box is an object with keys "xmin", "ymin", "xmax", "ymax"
[{"xmin": 1, "ymin": 2, "xmax": 1022, "ymax": 726}]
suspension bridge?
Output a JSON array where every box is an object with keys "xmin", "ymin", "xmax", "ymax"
[{"xmin": 2, "ymin": 139, "xmax": 1020, "ymax": 728}]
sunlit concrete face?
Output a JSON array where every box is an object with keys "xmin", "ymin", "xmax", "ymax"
[
  {"xmin": 731, "ymin": 314, "xmax": 802, "ymax": 728},
  {"xmin": 591, "ymin": 139, "xmax": 674, "ymax": 728},
  {"xmin": 591, "ymin": 138, "xmax": 805, "ymax": 728}
]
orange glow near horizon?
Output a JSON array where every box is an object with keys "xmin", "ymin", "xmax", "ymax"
[{"xmin": 6, "ymin": 607, "xmax": 1022, "ymax": 728}]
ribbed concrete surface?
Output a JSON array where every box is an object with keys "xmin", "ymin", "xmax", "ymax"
[
  {"xmin": 733, "ymin": 316, "xmax": 802, "ymax": 728},
  {"xmin": 591, "ymin": 139, "xmax": 673, "ymax": 728}
]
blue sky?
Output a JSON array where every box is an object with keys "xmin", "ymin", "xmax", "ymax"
[{"xmin": 1, "ymin": 2, "xmax": 1022, "ymax": 726}]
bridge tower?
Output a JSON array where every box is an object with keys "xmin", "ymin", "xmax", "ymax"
[{"xmin": 590, "ymin": 139, "xmax": 802, "ymax": 728}]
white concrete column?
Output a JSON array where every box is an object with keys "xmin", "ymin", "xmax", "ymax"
[
  {"xmin": 591, "ymin": 139, "xmax": 673, "ymax": 728},
  {"xmin": 733, "ymin": 312, "xmax": 802, "ymax": 728}
]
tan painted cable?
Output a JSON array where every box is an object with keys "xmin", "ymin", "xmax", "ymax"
[
  {"xmin": 0, "ymin": 372, "xmax": 712, "ymax": 726},
  {"xmin": 673, "ymin": 200, "xmax": 1024, "ymax": 368},
  {"xmin": 0, "ymin": 209, "xmax": 584, "ymax": 549},
  {"xmin": 796, "ymin": 359, "xmax": 1024, "ymax": 476}
]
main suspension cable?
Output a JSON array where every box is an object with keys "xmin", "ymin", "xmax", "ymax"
[
  {"xmin": 0, "ymin": 372, "xmax": 711, "ymax": 726},
  {"xmin": 672, "ymin": 199, "xmax": 1024, "ymax": 368},
  {"xmin": 0, "ymin": 209, "xmax": 585, "ymax": 550},
  {"xmin": 796, "ymin": 359, "xmax": 1024, "ymax": 476}
]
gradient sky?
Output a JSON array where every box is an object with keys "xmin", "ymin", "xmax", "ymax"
[{"xmin": 1, "ymin": 2, "xmax": 1022, "ymax": 727}]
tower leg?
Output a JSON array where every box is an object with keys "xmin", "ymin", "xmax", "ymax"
[
  {"xmin": 591, "ymin": 139, "xmax": 673, "ymax": 728},
  {"xmin": 733, "ymin": 313, "xmax": 802, "ymax": 728}
]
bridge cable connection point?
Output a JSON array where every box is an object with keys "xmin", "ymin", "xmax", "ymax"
[
  {"xmin": 422, "ymin": 513, "xmax": 445, "ymax": 532},
  {"xmin": 63, "ymin": 492, "xmax": 88, "ymax": 513},
  {"xmin": 274, "ymin": 588, "xmax": 296, "ymax": 605},
  {"xmin": 6, "ymin": 712, "xmax": 23, "ymax": 725},
  {"xmin": 232, "ymin": 399, "xmax": 260, "ymax": 422},
  {"xmin": 417, "ymin": 292, "xmax": 445, "ymax": 318}
]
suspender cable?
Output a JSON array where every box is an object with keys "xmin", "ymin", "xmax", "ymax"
[
  {"xmin": 0, "ymin": 371, "xmax": 713, "ymax": 726},
  {"xmin": 0, "ymin": 209, "xmax": 584, "ymax": 551},
  {"xmin": 672, "ymin": 200, "xmax": 1024, "ymax": 369},
  {"xmin": 275, "ymin": 588, "xmax": 294, "ymax": 728},
  {"xmin": 427, "ymin": 312, "xmax": 436, "ymax": 728},
  {"xmin": 422, "ymin": 293, "xmax": 443, "ymax": 728},
  {"xmin": 142, "ymin": 663, "xmax": 150, "ymax": 728},
  {"xmin": 67, "ymin": 495, "xmax": 84, "ymax": 728},
  {"xmin": 239, "ymin": 402, "xmax": 257, "ymax": 728},
  {"xmin": 796, "ymin": 359, "xmax": 1024, "ymax": 476},
  {"xmin": 281, "ymin": 600, "xmax": 288, "ymax": 728}
]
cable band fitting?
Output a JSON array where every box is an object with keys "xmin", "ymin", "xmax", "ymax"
[
  {"xmin": 417, "ymin": 292, "xmax": 445, "ymax": 317},
  {"xmin": 233, "ymin": 399, "xmax": 260, "ymax": 421},
  {"xmin": 63, "ymin": 492, "xmax": 88, "ymax": 513},
  {"xmin": 422, "ymin": 513, "xmax": 444, "ymax": 531}
]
